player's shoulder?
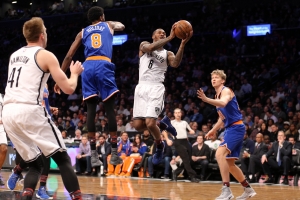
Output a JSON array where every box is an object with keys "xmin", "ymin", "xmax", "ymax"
[{"xmin": 140, "ymin": 41, "xmax": 150, "ymax": 47}]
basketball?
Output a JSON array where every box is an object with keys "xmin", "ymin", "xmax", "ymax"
[{"xmin": 174, "ymin": 20, "xmax": 193, "ymax": 40}]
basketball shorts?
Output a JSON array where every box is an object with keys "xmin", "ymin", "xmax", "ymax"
[
  {"xmin": 0, "ymin": 124, "xmax": 7, "ymax": 145},
  {"xmin": 82, "ymin": 60, "xmax": 119, "ymax": 101},
  {"xmin": 219, "ymin": 123, "xmax": 245, "ymax": 159},
  {"xmin": 133, "ymin": 82, "xmax": 165, "ymax": 119},
  {"xmin": 2, "ymin": 104, "xmax": 66, "ymax": 162}
]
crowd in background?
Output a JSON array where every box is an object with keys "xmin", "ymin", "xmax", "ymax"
[{"xmin": 1, "ymin": 0, "xmax": 300, "ymax": 181}]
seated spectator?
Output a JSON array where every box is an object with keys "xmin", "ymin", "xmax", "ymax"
[
  {"xmin": 263, "ymin": 135, "xmax": 273, "ymax": 150},
  {"xmin": 288, "ymin": 136, "xmax": 300, "ymax": 150},
  {"xmin": 142, "ymin": 130, "xmax": 154, "ymax": 148},
  {"xmin": 204, "ymin": 133, "xmax": 221, "ymax": 150},
  {"xmin": 106, "ymin": 132, "xmax": 131, "ymax": 176},
  {"xmin": 74, "ymin": 129, "xmax": 82, "ymax": 140},
  {"xmin": 189, "ymin": 107, "xmax": 203, "ymax": 126},
  {"xmin": 148, "ymin": 133, "xmax": 173, "ymax": 179},
  {"xmin": 95, "ymin": 132, "xmax": 101, "ymax": 144},
  {"xmin": 285, "ymin": 123, "xmax": 299, "ymax": 140},
  {"xmin": 261, "ymin": 131, "xmax": 292, "ymax": 184},
  {"xmin": 65, "ymin": 120, "xmax": 75, "ymax": 135},
  {"xmin": 260, "ymin": 122, "xmax": 270, "ymax": 137},
  {"xmin": 96, "ymin": 135, "xmax": 111, "ymax": 175},
  {"xmin": 188, "ymin": 121, "xmax": 200, "ymax": 144},
  {"xmin": 99, "ymin": 119, "xmax": 109, "ymax": 133},
  {"xmin": 69, "ymin": 101, "xmax": 79, "ymax": 113},
  {"xmin": 245, "ymin": 133, "xmax": 268, "ymax": 183},
  {"xmin": 125, "ymin": 119, "xmax": 137, "ymax": 132},
  {"xmin": 75, "ymin": 136, "xmax": 91, "ymax": 175},
  {"xmin": 269, "ymin": 124, "xmax": 279, "ymax": 143},
  {"xmin": 61, "ymin": 130, "xmax": 67, "ymax": 139},
  {"xmin": 117, "ymin": 119, "xmax": 126, "ymax": 133},
  {"xmin": 239, "ymin": 131, "xmax": 255, "ymax": 180},
  {"xmin": 191, "ymin": 135, "xmax": 210, "ymax": 180},
  {"xmin": 72, "ymin": 113, "xmax": 80, "ymax": 127},
  {"xmin": 119, "ymin": 134, "xmax": 148, "ymax": 177},
  {"xmin": 67, "ymin": 92, "xmax": 79, "ymax": 101}
]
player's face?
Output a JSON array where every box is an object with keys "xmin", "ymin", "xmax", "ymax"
[
  {"xmin": 211, "ymin": 74, "xmax": 224, "ymax": 88},
  {"xmin": 153, "ymin": 29, "xmax": 166, "ymax": 41},
  {"xmin": 41, "ymin": 26, "xmax": 47, "ymax": 48}
]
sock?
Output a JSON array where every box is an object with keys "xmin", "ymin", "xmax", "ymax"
[
  {"xmin": 241, "ymin": 179, "xmax": 250, "ymax": 188},
  {"xmin": 39, "ymin": 175, "xmax": 48, "ymax": 187},
  {"xmin": 155, "ymin": 140, "xmax": 163, "ymax": 149},
  {"xmin": 223, "ymin": 182, "xmax": 230, "ymax": 187},
  {"xmin": 22, "ymin": 188, "xmax": 34, "ymax": 197},
  {"xmin": 111, "ymin": 135, "xmax": 117, "ymax": 148},
  {"xmin": 70, "ymin": 190, "xmax": 82, "ymax": 200},
  {"xmin": 14, "ymin": 164, "xmax": 23, "ymax": 175}
]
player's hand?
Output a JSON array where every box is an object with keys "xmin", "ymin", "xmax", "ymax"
[
  {"xmin": 70, "ymin": 60, "xmax": 84, "ymax": 76},
  {"xmin": 50, "ymin": 107, "xmax": 59, "ymax": 115},
  {"xmin": 181, "ymin": 30, "xmax": 193, "ymax": 45},
  {"xmin": 205, "ymin": 130, "xmax": 216, "ymax": 140},
  {"xmin": 261, "ymin": 155, "xmax": 268, "ymax": 164},
  {"xmin": 54, "ymin": 83, "xmax": 61, "ymax": 94},
  {"xmin": 197, "ymin": 88, "xmax": 208, "ymax": 102},
  {"xmin": 169, "ymin": 23, "xmax": 177, "ymax": 39}
]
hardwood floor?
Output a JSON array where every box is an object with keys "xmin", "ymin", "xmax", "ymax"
[{"xmin": 0, "ymin": 171, "xmax": 299, "ymax": 199}]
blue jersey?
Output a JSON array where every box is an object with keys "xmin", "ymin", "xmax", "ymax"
[
  {"xmin": 43, "ymin": 87, "xmax": 51, "ymax": 116},
  {"xmin": 216, "ymin": 86, "xmax": 242, "ymax": 128},
  {"xmin": 82, "ymin": 22, "xmax": 113, "ymax": 59}
]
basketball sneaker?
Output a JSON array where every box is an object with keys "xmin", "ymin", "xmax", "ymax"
[
  {"xmin": 110, "ymin": 148, "xmax": 123, "ymax": 165},
  {"xmin": 7, "ymin": 171, "xmax": 20, "ymax": 190},
  {"xmin": 159, "ymin": 116, "xmax": 177, "ymax": 136},
  {"xmin": 236, "ymin": 187, "xmax": 256, "ymax": 200},
  {"xmin": 91, "ymin": 150, "xmax": 101, "ymax": 167},
  {"xmin": 152, "ymin": 142, "xmax": 165, "ymax": 165},
  {"xmin": 36, "ymin": 186, "xmax": 53, "ymax": 199},
  {"xmin": 215, "ymin": 186, "xmax": 234, "ymax": 200}
]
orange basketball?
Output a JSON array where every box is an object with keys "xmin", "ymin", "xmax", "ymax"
[{"xmin": 174, "ymin": 20, "xmax": 193, "ymax": 40}]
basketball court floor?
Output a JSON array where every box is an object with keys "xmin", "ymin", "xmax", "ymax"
[{"xmin": 0, "ymin": 171, "xmax": 299, "ymax": 199}]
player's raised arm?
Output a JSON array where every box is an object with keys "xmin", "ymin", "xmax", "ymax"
[
  {"xmin": 107, "ymin": 21, "xmax": 125, "ymax": 31},
  {"xmin": 37, "ymin": 50, "xmax": 83, "ymax": 94},
  {"xmin": 197, "ymin": 88, "xmax": 232, "ymax": 108},
  {"xmin": 61, "ymin": 31, "xmax": 83, "ymax": 73},
  {"xmin": 140, "ymin": 23, "xmax": 176, "ymax": 55}
]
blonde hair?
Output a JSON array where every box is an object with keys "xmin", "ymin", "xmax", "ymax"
[
  {"xmin": 211, "ymin": 69, "xmax": 226, "ymax": 81},
  {"xmin": 174, "ymin": 108, "xmax": 181, "ymax": 113},
  {"xmin": 23, "ymin": 17, "xmax": 44, "ymax": 42}
]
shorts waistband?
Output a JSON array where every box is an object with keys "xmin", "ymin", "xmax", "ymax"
[
  {"xmin": 139, "ymin": 81, "xmax": 163, "ymax": 85},
  {"xmin": 86, "ymin": 56, "xmax": 111, "ymax": 62},
  {"xmin": 230, "ymin": 120, "xmax": 243, "ymax": 126}
]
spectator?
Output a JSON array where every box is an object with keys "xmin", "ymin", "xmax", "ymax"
[
  {"xmin": 189, "ymin": 107, "xmax": 203, "ymax": 126},
  {"xmin": 69, "ymin": 101, "xmax": 79, "ymax": 113},
  {"xmin": 204, "ymin": 133, "xmax": 221, "ymax": 150},
  {"xmin": 125, "ymin": 119, "xmax": 137, "ymax": 132},
  {"xmin": 74, "ymin": 129, "xmax": 82, "ymax": 140},
  {"xmin": 75, "ymin": 136, "xmax": 91, "ymax": 175},
  {"xmin": 261, "ymin": 131, "xmax": 292, "ymax": 184},
  {"xmin": 96, "ymin": 135, "xmax": 111, "ymax": 174},
  {"xmin": 142, "ymin": 130, "xmax": 154, "ymax": 148},
  {"xmin": 117, "ymin": 119, "xmax": 126, "ymax": 133},
  {"xmin": 191, "ymin": 135, "xmax": 210, "ymax": 181}
]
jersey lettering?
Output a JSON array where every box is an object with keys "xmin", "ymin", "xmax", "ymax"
[{"xmin": 91, "ymin": 33, "xmax": 102, "ymax": 48}]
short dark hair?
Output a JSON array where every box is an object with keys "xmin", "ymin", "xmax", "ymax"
[{"xmin": 87, "ymin": 6, "xmax": 104, "ymax": 23}]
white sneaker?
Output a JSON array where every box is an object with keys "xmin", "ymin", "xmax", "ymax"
[
  {"xmin": 236, "ymin": 187, "xmax": 257, "ymax": 200},
  {"xmin": 215, "ymin": 186, "xmax": 234, "ymax": 200}
]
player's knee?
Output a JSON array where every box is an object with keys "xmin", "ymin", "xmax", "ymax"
[
  {"xmin": 0, "ymin": 144, "xmax": 7, "ymax": 153},
  {"xmin": 145, "ymin": 119, "xmax": 156, "ymax": 130},
  {"xmin": 215, "ymin": 147, "xmax": 227, "ymax": 161},
  {"xmin": 132, "ymin": 120, "xmax": 144, "ymax": 131}
]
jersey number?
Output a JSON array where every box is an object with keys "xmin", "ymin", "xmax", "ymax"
[
  {"xmin": 148, "ymin": 59, "xmax": 154, "ymax": 69},
  {"xmin": 91, "ymin": 33, "xmax": 102, "ymax": 48},
  {"xmin": 8, "ymin": 67, "xmax": 22, "ymax": 88}
]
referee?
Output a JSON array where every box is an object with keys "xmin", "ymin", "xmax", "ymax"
[{"xmin": 171, "ymin": 108, "xmax": 200, "ymax": 183}]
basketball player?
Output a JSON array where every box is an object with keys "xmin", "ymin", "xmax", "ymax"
[
  {"xmin": 198, "ymin": 70, "xmax": 256, "ymax": 200},
  {"xmin": 133, "ymin": 24, "xmax": 192, "ymax": 162},
  {"xmin": 171, "ymin": 108, "xmax": 200, "ymax": 182},
  {"xmin": 0, "ymin": 94, "xmax": 8, "ymax": 186},
  {"xmin": 2, "ymin": 17, "xmax": 83, "ymax": 200},
  {"xmin": 54, "ymin": 6, "xmax": 125, "ymax": 166},
  {"xmin": 7, "ymin": 85, "xmax": 57, "ymax": 200}
]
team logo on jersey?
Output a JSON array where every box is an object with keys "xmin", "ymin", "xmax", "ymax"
[{"xmin": 155, "ymin": 107, "xmax": 160, "ymax": 115}]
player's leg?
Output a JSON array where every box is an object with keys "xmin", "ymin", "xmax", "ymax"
[
  {"xmin": 0, "ymin": 124, "xmax": 8, "ymax": 185},
  {"xmin": 36, "ymin": 154, "xmax": 52, "ymax": 199},
  {"xmin": 103, "ymin": 95, "xmax": 123, "ymax": 165}
]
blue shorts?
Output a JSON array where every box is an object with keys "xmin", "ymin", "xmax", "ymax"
[
  {"xmin": 81, "ymin": 60, "xmax": 119, "ymax": 101},
  {"xmin": 219, "ymin": 123, "xmax": 245, "ymax": 159}
]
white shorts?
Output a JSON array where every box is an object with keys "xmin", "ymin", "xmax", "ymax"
[
  {"xmin": 133, "ymin": 82, "xmax": 165, "ymax": 118},
  {"xmin": 2, "ymin": 104, "xmax": 66, "ymax": 162},
  {"xmin": 0, "ymin": 124, "xmax": 7, "ymax": 145}
]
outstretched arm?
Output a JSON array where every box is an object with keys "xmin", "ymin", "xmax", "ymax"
[
  {"xmin": 107, "ymin": 21, "xmax": 125, "ymax": 31},
  {"xmin": 167, "ymin": 30, "xmax": 193, "ymax": 68},
  {"xmin": 61, "ymin": 31, "xmax": 82, "ymax": 73},
  {"xmin": 197, "ymin": 87, "xmax": 232, "ymax": 108}
]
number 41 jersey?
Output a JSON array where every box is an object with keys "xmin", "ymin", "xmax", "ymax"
[
  {"xmin": 4, "ymin": 46, "xmax": 50, "ymax": 106},
  {"xmin": 82, "ymin": 22, "xmax": 113, "ymax": 59},
  {"xmin": 139, "ymin": 49, "xmax": 168, "ymax": 82}
]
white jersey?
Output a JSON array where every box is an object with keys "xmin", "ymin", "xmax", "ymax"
[
  {"xmin": 4, "ymin": 46, "xmax": 50, "ymax": 106},
  {"xmin": 139, "ymin": 49, "xmax": 168, "ymax": 82},
  {"xmin": 0, "ymin": 94, "xmax": 3, "ymax": 121}
]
